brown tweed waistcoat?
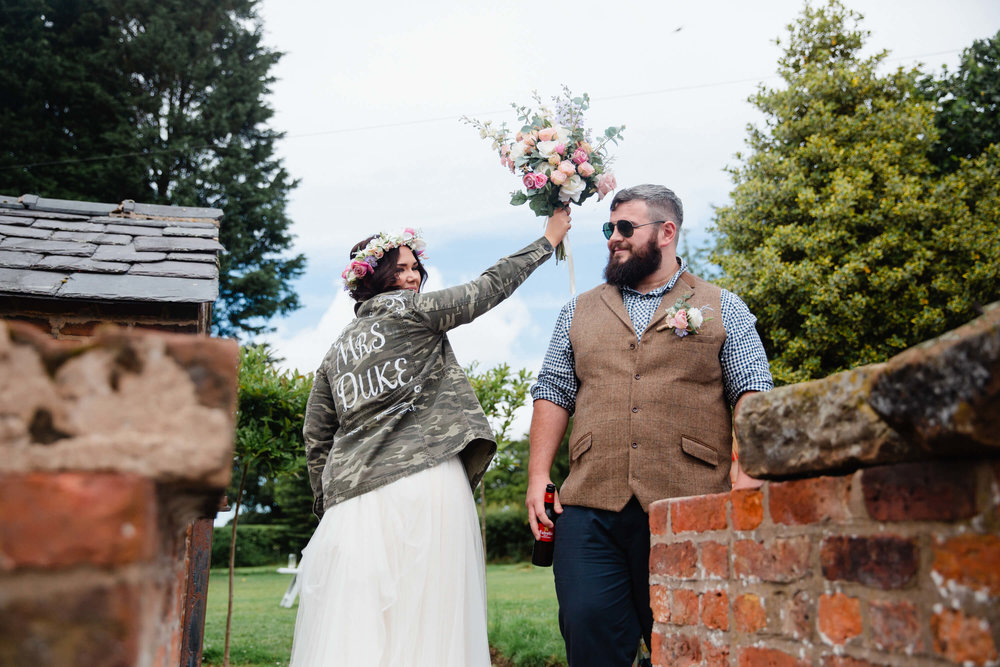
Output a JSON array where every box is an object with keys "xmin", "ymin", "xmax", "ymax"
[{"xmin": 561, "ymin": 273, "xmax": 732, "ymax": 512}]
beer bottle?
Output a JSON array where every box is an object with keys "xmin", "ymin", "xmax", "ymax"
[{"xmin": 531, "ymin": 483, "xmax": 557, "ymax": 567}]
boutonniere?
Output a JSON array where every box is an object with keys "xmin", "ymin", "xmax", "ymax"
[{"xmin": 656, "ymin": 293, "xmax": 713, "ymax": 337}]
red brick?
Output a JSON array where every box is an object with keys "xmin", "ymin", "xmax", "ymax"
[
  {"xmin": 649, "ymin": 499, "xmax": 670, "ymax": 536},
  {"xmin": 931, "ymin": 609, "xmax": 998, "ymax": 665},
  {"xmin": 932, "ymin": 534, "xmax": 1000, "ymax": 595},
  {"xmin": 733, "ymin": 537, "xmax": 811, "ymax": 582},
  {"xmin": 821, "ymin": 657, "xmax": 888, "ymax": 667},
  {"xmin": 0, "ymin": 472, "xmax": 155, "ymax": 570},
  {"xmin": 733, "ymin": 593, "xmax": 767, "ymax": 633},
  {"xmin": 770, "ymin": 476, "xmax": 851, "ymax": 525},
  {"xmin": 650, "ymin": 541, "xmax": 697, "ymax": 578},
  {"xmin": 818, "ymin": 593, "xmax": 862, "ymax": 645},
  {"xmin": 820, "ymin": 535, "xmax": 917, "ymax": 589},
  {"xmin": 671, "ymin": 589, "xmax": 700, "ymax": 626},
  {"xmin": 778, "ymin": 590, "xmax": 813, "ymax": 640},
  {"xmin": 650, "ymin": 585, "xmax": 671, "ymax": 623},
  {"xmin": 862, "ymin": 461, "xmax": 977, "ymax": 521},
  {"xmin": 701, "ymin": 590, "xmax": 728, "ymax": 630},
  {"xmin": 704, "ymin": 641, "xmax": 730, "ymax": 667},
  {"xmin": 869, "ymin": 600, "xmax": 922, "ymax": 653},
  {"xmin": 0, "ymin": 582, "xmax": 140, "ymax": 666},
  {"xmin": 672, "ymin": 493, "xmax": 728, "ymax": 533},
  {"xmin": 739, "ymin": 646, "xmax": 808, "ymax": 667},
  {"xmin": 653, "ymin": 631, "xmax": 701, "ymax": 667},
  {"xmin": 701, "ymin": 541, "xmax": 729, "ymax": 579},
  {"xmin": 732, "ymin": 488, "xmax": 763, "ymax": 530}
]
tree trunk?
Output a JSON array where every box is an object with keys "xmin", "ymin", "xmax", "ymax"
[{"xmin": 223, "ymin": 462, "xmax": 250, "ymax": 667}]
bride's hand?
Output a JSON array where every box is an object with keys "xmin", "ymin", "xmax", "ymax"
[{"xmin": 544, "ymin": 207, "xmax": 572, "ymax": 248}]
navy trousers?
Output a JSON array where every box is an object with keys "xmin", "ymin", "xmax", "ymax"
[{"xmin": 553, "ymin": 497, "xmax": 652, "ymax": 667}]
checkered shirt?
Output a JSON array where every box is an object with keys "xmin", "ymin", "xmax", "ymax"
[{"xmin": 531, "ymin": 258, "xmax": 774, "ymax": 413}]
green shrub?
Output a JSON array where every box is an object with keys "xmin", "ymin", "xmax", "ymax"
[
  {"xmin": 485, "ymin": 505, "xmax": 534, "ymax": 563},
  {"xmin": 211, "ymin": 524, "xmax": 295, "ymax": 568}
]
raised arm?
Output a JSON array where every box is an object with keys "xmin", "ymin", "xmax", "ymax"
[{"xmin": 414, "ymin": 209, "xmax": 571, "ymax": 332}]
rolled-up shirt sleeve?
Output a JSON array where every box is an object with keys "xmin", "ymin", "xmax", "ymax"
[
  {"xmin": 720, "ymin": 289, "xmax": 774, "ymax": 406},
  {"xmin": 530, "ymin": 297, "xmax": 579, "ymax": 413}
]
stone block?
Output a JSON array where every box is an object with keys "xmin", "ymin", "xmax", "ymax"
[
  {"xmin": 734, "ymin": 365, "xmax": 911, "ymax": 479},
  {"xmin": 869, "ymin": 301, "xmax": 1000, "ymax": 452}
]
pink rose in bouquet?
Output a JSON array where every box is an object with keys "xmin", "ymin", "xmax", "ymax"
[
  {"xmin": 550, "ymin": 170, "xmax": 568, "ymax": 186},
  {"xmin": 571, "ymin": 148, "xmax": 589, "ymax": 165},
  {"xmin": 558, "ymin": 160, "xmax": 576, "ymax": 175},
  {"xmin": 596, "ymin": 172, "xmax": 617, "ymax": 200},
  {"xmin": 578, "ymin": 162, "xmax": 595, "ymax": 178}
]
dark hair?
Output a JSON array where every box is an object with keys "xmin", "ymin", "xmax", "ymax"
[
  {"xmin": 347, "ymin": 236, "xmax": 428, "ymax": 303},
  {"xmin": 610, "ymin": 184, "xmax": 684, "ymax": 231}
]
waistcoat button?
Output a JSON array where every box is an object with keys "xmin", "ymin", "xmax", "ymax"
[
  {"xmin": 634, "ymin": 374, "xmax": 640, "ymax": 380},
  {"xmin": 629, "ymin": 343, "xmax": 636, "ymax": 349},
  {"xmin": 631, "ymin": 442, "xmax": 638, "ymax": 449},
  {"xmin": 632, "ymin": 406, "xmax": 638, "ymax": 413}
]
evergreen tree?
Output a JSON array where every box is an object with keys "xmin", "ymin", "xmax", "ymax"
[
  {"xmin": 711, "ymin": 0, "xmax": 1000, "ymax": 385},
  {"xmin": 922, "ymin": 30, "xmax": 1000, "ymax": 172},
  {"xmin": 0, "ymin": 0, "xmax": 304, "ymax": 337}
]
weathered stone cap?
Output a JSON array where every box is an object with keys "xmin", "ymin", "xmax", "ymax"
[
  {"xmin": 0, "ymin": 320, "xmax": 237, "ymax": 488},
  {"xmin": 736, "ymin": 301, "xmax": 999, "ymax": 479}
]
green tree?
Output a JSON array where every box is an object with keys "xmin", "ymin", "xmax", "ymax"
[
  {"xmin": 0, "ymin": 0, "xmax": 305, "ymax": 337},
  {"xmin": 922, "ymin": 30, "xmax": 1000, "ymax": 172},
  {"xmin": 711, "ymin": 0, "xmax": 1000, "ymax": 385},
  {"xmin": 465, "ymin": 362, "xmax": 534, "ymax": 543},
  {"xmin": 225, "ymin": 345, "xmax": 312, "ymax": 666}
]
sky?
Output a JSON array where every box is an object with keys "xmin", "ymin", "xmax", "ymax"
[{"xmin": 253, "ymin": 0, "xmax": 1000, "ymax": 438}]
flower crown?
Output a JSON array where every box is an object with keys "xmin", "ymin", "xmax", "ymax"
[{"xmin": 341, "ymin": 227, "xmax": 428, "ymax": 291}]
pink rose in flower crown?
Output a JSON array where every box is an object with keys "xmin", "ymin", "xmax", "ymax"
[
  {"xmin": 351, "ymin": 260, "xmax": 371, "ymax": 278},
  {"xmin": 558, "ymin": 160, "xmax": 576, "ymax": 175},
  {"xmin": 403, "ymin": 227, "xmax": 416, "ymax": 236},
  {"xmin": 577, "ymin": 162, "xmax": 595, "ymax": 178},
  {"xmin": 596, "ymin": 172, "xmax": 618, "ymax": 200},
  {"xmin": 571, "ymin": 148, "xmax": 589, "ymax": 165},
  {"xmin": 549, "ymin": 170, "xmax": 568, "ymax": 186}
]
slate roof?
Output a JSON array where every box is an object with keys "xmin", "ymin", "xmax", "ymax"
[{"xmin": 0, "ymin": 194, "xmax": 223, "ymax": 303}]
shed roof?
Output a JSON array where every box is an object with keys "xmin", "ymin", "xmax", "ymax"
[{"xmin": 0, "ymin": 194, "xmax": 223, "ymax": 304}]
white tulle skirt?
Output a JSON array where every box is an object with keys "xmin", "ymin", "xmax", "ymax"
[{"xmin": 288, "ymin": 455, "xmax": 490, "ymax": 667}]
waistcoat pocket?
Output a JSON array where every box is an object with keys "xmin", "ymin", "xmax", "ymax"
[
  {"xmin": 681, "ymin": 435, "xmax": 719, "ymax": 467},
  {"xmin": 570, "ymin": 432, "xmax": 593, "ymax": 462}
]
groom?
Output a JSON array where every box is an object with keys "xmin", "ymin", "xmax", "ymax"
[{"xmin": 526, "ymin": 184, "xmax": 773, "ymax": 666}]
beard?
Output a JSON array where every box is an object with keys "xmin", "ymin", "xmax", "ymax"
[{"xmin": 604, "ymin": 234, "xmax": 662, "ymax": 288}]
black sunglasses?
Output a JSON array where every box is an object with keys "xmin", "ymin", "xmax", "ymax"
[{"xmin": 602, "ymin": 219, "xmax": 666, "ymax": 240}]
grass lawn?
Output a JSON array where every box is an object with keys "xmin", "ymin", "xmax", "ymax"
[{"xmin": 201, "ymin": 563, "xmax": 566, "ymax": 667}]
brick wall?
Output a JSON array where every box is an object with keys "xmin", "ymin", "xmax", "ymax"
[
  {"xmin": 0, "ymin": 320, "xmax": 237, "ymax": 666},
  {"xmin": 648, "ymin": 459, "xmax": 1000, "ymax": 666}
]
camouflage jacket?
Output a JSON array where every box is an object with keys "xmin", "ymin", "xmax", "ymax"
[{"xmin": 303, "ymin": 236, "xmax": 555, "ymax": 517}]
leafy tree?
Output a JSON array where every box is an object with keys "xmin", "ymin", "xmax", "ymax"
[
  {"xmin": 711, "ymin": 0, "xmax": 1000, "ymax": 385},
  {"xmin": 921, "ymin": 30, "xmax": 1000, "ymax": 172},
  {"xmin": 225, "ymin": 345, "xmax": 312, "ymax": 666},
  {"xmin": 465, "ymin": 362, "xmax": 534, "ymax": 543},
  {"xmin": 0, "ymin": 0, "xmax": 305, "ymax": 337}
]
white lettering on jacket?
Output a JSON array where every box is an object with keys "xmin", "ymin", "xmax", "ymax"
[{"xmin": 332, "ymin": 322, "xmax": 412, "ymax": 410}]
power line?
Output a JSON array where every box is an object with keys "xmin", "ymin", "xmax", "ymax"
[{"xmin": 0, "ymin": 47, "xmax": 964, "ymax": 172}]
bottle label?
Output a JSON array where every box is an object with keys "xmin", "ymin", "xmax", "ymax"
[
  {"xmin": 538, "ymin": 525, "xmax": 554, "ymax": 542},
  {"xmin": 544, "ymin": 491, "xmax": 555, "ymax": 503}
]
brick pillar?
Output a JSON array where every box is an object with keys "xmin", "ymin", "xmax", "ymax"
[{"xmin": 0, "ymin": 321, "xmax": 237, "ymax": 666}]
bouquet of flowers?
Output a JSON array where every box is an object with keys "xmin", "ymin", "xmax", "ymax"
[{"xmin": 463, "ymin": 87, "xmax": 625, "ymax": 269}]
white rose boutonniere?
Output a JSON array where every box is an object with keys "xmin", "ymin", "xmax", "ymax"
[{"xmin": 657, "ymin": 293, "xmax": 713, "ymax": 337}]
